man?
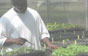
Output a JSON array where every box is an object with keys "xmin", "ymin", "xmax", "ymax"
[{"xmin": 0, "ymin": 0, "xmax": 58, "ymax": 52}]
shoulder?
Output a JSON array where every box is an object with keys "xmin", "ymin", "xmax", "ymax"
[
  {"xmin": 0, "ymin": 8, "xmax": 15, "ymax": 23},
  {"xmin": 27, "ymin": 7, "xmax": 39, "ymax": 16},
  {"xmin": 0, "ymin": 8, "xmax": 16, "ymax": 20},
  {"xmin": 27, "ymin": 7, "xmax": 41, "ymax": 19},
  {"xmin": 2, "ymin": 8, "xmax": 14, "ymax": 16},
  {"xmin": 27, "ymin": 7, "xmax": 38, "ymax": 13}
]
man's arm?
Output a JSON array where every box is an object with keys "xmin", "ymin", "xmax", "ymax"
[
  {"xmin": 0, "ymin": 24, "xmax": 26, "ymax": 47},
  {"xmin": 36, "ymin": 11, "xmax": 58, "ymax": 50},
  {"xmin": 4, "ymin": 38, "xmax": 26, "ymax": 46}
]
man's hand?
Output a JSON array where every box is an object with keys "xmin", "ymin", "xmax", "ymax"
[
  {"xmin": 47, "ymin": 43, "xmax": 58, "ymax": 51},
  {"xmin": 4, "ymin": 37, "xmax": 26, "ymax": 45},
  {"xmin": 42, "ymin": 37, "xmax": 58, "ymax": 51},
  {"xmin": 13, "ymin": 38, "xmax": 26, "ymax": 45}
]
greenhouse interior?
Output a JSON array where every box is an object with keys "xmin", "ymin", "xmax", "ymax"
[{"xmin": 0, "ymin": 0, "xmax": 88, "ymax": 56}]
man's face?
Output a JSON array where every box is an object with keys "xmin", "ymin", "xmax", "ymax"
[{"xmin": 12, "ymin": 0, "xmax": 27, "ymax": 13}]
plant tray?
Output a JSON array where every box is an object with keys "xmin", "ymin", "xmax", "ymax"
[
  {"xmin": 17, "ymin": 50, "xmax": 51, "ymax": 56},
  {"xmin": 77, "ymin": 52, "xmax": 88, "ymax": 56}
]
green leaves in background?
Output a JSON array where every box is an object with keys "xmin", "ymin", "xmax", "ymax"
[
  {"xmin": 52, "ymin": 44, "xmax": 88, "ymax": 56},
  {"xmin": 46, "ymin": 23, "xmax": 85, "ymax": 31},
  {"xmin": 0, "ymin": 47, "xmax": 31, "ymax": 56}
]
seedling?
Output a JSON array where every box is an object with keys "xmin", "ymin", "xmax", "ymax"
[
  {"xmin": 77, "ymin": 35, "xmax": 80, "ymax": 40},
  {"xmin": 74, "ymin": 40, "xmax": 77, "ymax": 44}
]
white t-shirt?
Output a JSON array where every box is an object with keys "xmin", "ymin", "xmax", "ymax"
[{"xmin": 0, "ymin": 7, "xmax": 50, "ymax": 51}]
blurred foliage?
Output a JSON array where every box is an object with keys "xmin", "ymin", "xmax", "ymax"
[
  {"xmin": 0, "ymin": 47, "xmax": 31, "ymax": 56},
  {"xmin": 46, "ymin": 22, "xmax": 85, "ymax": 31},
  {"xmin": 52, "ymin": 44, "xmax": 88, "ymax": 56}
]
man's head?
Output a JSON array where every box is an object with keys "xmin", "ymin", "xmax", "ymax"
[{"xmin": 11, "ymin": 0, "xmax": 27, "ymax": 13}]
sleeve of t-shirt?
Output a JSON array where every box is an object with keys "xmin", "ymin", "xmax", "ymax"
[
  {"xmin": 0, "ymin": 17, "xmax": 8, "ymax": 48},
  {"xmin": 36, "ymin": 11, "xmax": 50, "ymax": 39}
]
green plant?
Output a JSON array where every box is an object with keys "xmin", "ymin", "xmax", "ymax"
[
  {"xmin": 0, "ymin": 47, "xmax": 31, "ymax": 56},
  {"xmin": 46, "ymin": 23, "xmax": 85, "ymax": 31},
  {"xmin": 52, "ymin": 44, "xmax": 88, "ymax": 56}
]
